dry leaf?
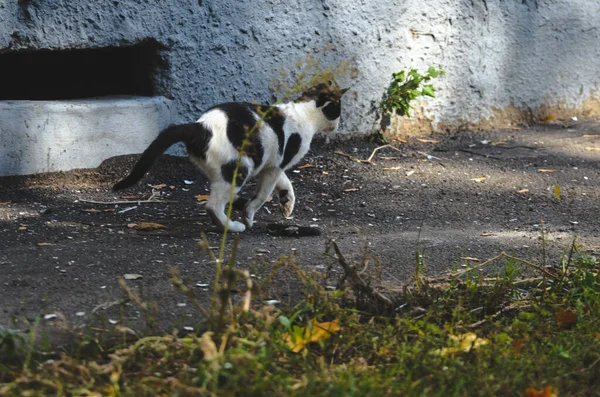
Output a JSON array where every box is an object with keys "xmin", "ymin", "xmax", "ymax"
[
  {"xmin": 169, "ymin": 185, "xmax": 175, "ymax": 190},
  {"xmin": 539, "ymin": 113, "xmax": 557, "ymax": 124},
  {"xmin": 491, "ymin": 141, "xmax": 506, "ymax": 146},
  {"xmin": 511, "ymin": 336, "xmax": 528, "ymax": 358},
  {"xmin": 582, "ymin": 134, "xmax": 598, "ymax": 139},
  {"xmin": 555, "ymin": 310, "xmax": 577, "ymax": 327},
  {"xmin": 120, "ymin": 195, "xmax": 140, "ymax": 199},
  {"xmin": 516, "ymin": 189, "xmax": 529, "ymax": 194},
  {"xmin": 471, "ymin": 176, "xmax": 487, "ymax": 183},
  {"xmin": 18, "ymin": 226, "xmax": 27, "ymax": 231},
  {"xmin": 344, "ymin": 188, "xmax": 360, "ymax": 192},
  {"xmin": 538, "ymin": 169, "xmax": 557, "ymax": 173},
  {"xmin": 595, "ymin": 332, "xmax": 600, "ymax": 340},
  {"xmin": 283, "ymin": 319, "xmax": 341, "ymax": 353},
  {"xmin": 297, "ymin": 164, "xmax": 313, "ymax": 169},
  {"xmin": 394, "ymin": 138, "xmax": 408, "ymax": 143},
  {"xmin": 584, "ymin": 147, "xmax": 600, "ymax": 151},
  {"xmin": 524, "ymin": 386, "xmax": 558, "ymax": 397},
  {"xmin": 461, "ymin": 257, "xmax": 480, "ymax": 262},
  {"xmin": 553, "ymin": 184, "xmax": 561, "ymax": 201},
  {"xmin": 36, "ymin": 243, "xmax": 54, "ymax": 247},
  {"xmin": 195, "ymin": 194, "xmax": 210, "ymax": 202},
  {"xmin": 127, "ymin": 222, "xmax": 167, "ymax": 231},
  {"xmin": 151, "ymin": 184, "xmax": 166, "ymax": 189},
  {"xmin": 383, "ymin": 167, "xmax": 401, "ymax": 171},
  {"xmin": 480, "ymin": 232, "xmax": 493, "ymax": 237},
  {"xmin": 417, "ymin": 138, "xmax": 440, "ymax": 143},
  {"xmin": 322, "ymin": 171, "xmax": 329, "ymax": 175}
]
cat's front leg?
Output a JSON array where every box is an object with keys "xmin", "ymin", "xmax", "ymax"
[
  {"xmin": 206, "ymin": 181, "xmax": 246, "ymax": 233},
  {"xmin": 276, "ymin": 172, "xmax": 295, "ymax": 218},
  {"xmin": 243, "ymin": 168, "xmax": 282, "ymax": 228}
]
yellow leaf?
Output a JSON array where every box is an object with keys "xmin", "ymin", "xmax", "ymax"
[
  {"xmin": 435, "ymin": 332, "xmax": 489, "ymax": 358},
  {"xmin": 539, "ymin": 113, "xmax": 556, "ymax": 124},
  {"xmin": 195, "ymin": 194, "xmax": 210, "ymax": 202},
  {"xmin": 524, "ymin": 386, "xmax": 558, "ymax": 397},
  {"xmin": 554, "ymin": 184, "xmax": 561, "ymax": 200},
  {"xmin": 417, "ymin": 138, "xmax": 440, "ymax": 143},
  {"xmin": 127, "ymin": 222, "xmax": 167, "ymax": 231},
  {"xmin": 538, "ymin": 169, "xmax": 556, "ymax": 173},
  {"xmin": 585, "ymin": 147, "xmax": 600, "ymax": 151},
  {"xmin": 471, "ymin": 176, "xmax": 487, "ymax": 183},
  {"xmin": 282, "ymin": 318, "xmax": 341, "ymax": 353}
]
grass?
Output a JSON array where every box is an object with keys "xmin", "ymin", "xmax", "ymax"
[{"xmin": 1, "ymin": 238, "xmax": 599, "ymax": 397}]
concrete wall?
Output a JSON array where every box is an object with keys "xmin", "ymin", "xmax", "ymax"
[{"xmin": 1, "ymin": 1, "xmax": 600, "ymax": 152}]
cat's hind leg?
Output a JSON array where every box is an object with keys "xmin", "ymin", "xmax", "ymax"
[
  {"xmin": 205, "ymin": 180, "xmax": 246, "ymax": 233},
  {"xmin": 276, "ymin": 172, "xmax": 295, "ymax": 218},
  {"xmin": 243, "ymin": 168, "xmax": 282, "ymax": 228}
]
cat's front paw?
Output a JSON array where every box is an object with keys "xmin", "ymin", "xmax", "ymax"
[{"xmin": 227, "ymin": 220, "xmax": 246, "ymax": 233}]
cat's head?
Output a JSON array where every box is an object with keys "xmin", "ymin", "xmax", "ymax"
[{"xmin": 299, "ymin": 82, "xmax": 350, "ymax": 133}]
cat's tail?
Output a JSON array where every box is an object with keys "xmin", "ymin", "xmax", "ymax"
[{"xmin": 113, "ymin": 122, "xmax": 208, "ymax": 191}]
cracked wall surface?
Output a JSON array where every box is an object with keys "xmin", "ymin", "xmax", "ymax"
[{"xmin": 1, "ymin": 0, "xmax": 599, "ymax": 138}]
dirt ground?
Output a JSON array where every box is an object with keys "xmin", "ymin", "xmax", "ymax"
[{"xmin": 1, "ymin": 119, "xmax": 599, "ymax": 337}]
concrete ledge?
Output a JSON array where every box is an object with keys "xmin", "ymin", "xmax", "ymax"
[{"xmin": 0, "ymin": 96, "xmax": 173, "ymax": 177}]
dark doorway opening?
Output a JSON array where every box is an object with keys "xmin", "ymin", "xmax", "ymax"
[{"xmin": 0, "ymin": 40, "xmax": 164, "ymax": 100}]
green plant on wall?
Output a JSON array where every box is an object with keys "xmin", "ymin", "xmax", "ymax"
[{"xmin": 380, "ymin": 66, "xmax": 444, "ymax": 118}]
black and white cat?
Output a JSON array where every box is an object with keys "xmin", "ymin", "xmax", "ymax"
[{"xmin": 113, "ymin": 82, "xmax": 349, "ymax": 232}]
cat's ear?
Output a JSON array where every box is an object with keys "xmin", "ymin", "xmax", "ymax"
[{"xmin": 340, "ymin": 87, "xmax": 350, "ymax": 95}]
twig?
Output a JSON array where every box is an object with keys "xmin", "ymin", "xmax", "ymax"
[
  {"xmin": 330, "ymin": 240, "xmax": 393, "ymax": 308},
  {"xmin": 458, "ymin": 149, "xmax": 503, "ymax": 160},
  {"xmin": 79, "ymin": 199, "xmax": 177, "ymax": 205},
  {"xmin": 416, "ymin": 151, "xmax": 447, "ymax": 167},
  {"xmin": 336, "ymin": 144, "xmax": 403, "ymax": 165},
  {"xmin": 467, "ymin": 303, "xmax": 530, "ymax": 328}
]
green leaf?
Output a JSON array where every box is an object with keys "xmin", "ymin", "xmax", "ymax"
[
  {"xmin": 279, "ymin": 315, "xmax": 292, "ymax": 329},
  {"xmin": 422, "ymin": 85, "xmax": 436, "ymax": 97}
]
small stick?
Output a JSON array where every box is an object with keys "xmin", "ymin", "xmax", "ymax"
[{"xmin": 79, "ymin": 199, "xmax": 177, "ymax": 205}]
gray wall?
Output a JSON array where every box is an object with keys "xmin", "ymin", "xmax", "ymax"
[{"xmin": 1, "ymin": 0, "xmax": 600, "ymax": 135}]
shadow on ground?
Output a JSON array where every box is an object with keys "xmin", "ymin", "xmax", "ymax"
[{"xmin": 1, "ymin": 119, "xmax": 599, "ymax": 339}]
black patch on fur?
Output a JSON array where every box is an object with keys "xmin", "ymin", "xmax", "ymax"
[
  {"xmin": 221, "ymin": 161, "xmax": 249, "ymax": 187},
  {"xmin": 183, "ymin": 123, "xmax": 212, "ymax": 160},
  {"xmin": 321, "ymin": 101, "xmax": 341, "ymax": 120},
  {"xmin": 280, "ymin": 133, "xmax": 302, "ymax": 169},
  {"xmin": 253, "ymin": 105, "xmax": 286, "ymax": 155},
  {"xmin": 214, "ymin": 103, "xmax": 264, "ymax": 167},
  {"xmin": 279, "ymin": 189, "xmax": 289, "ymax": 204},
  {"xmin": 233, "ymin": 197, "xmax": 249, "ymax": 211}
]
